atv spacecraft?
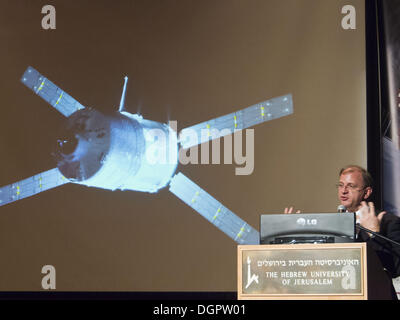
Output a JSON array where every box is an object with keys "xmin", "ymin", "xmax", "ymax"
[{"xmin": 0, "ymin": 66, "xmax": 293, "ymax": 245}]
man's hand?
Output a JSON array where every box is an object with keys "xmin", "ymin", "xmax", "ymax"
[
  {"xmin": 284, "ymin": 206, "xmax": 301, "ymax": 214},
  {"xmin": 358, "ymin": 201, "xmax": 386, "ymax": 234}
]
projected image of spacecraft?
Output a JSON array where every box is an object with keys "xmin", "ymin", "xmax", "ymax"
[{"xmin": 0, "ymin": 66, "xmax": 293, "ymax": 245}]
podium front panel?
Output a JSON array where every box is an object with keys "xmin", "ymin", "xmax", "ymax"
[{"xmin": 237, "ymin": 243, "xmax": 367, "ymax": 300}]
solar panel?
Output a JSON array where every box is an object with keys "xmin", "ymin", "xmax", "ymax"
[
  {"xmin": 169, "ymin": 172, "xmax": 259, "ymax": 244},
  {"xmin": 0, "ymin": 168, "xmax": 69, "ymax": 207},
  {"xmin": 20, "ymin": 66, "xmax": 85, "ymax": 117},
  {"xmin": 178, "ymin": 94, "xmax": 293, "ymax": 149}
]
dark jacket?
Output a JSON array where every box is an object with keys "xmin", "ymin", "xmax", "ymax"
[
  {"xmin": 357, "ymin": 213, "xmax": 400, "ymax": 299},
  {"xmin": 357, "ymin": 212, "xmax": 400, "ymax": 278}
]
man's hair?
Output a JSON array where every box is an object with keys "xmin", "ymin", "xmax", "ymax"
[{"xmin": 339, "ymin": 165, "xmax": 374, "ymax": 189}]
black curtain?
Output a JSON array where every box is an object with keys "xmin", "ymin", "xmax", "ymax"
[{"xmin": 366, "ymin": 0, "xmax": 400, "ymax": 216}]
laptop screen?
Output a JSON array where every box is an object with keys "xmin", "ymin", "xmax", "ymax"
[{"xmin": 260, "ymin": 213, "xmax": 356, "ymax": 244}]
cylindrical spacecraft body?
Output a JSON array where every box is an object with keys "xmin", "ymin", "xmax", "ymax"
[{"xmin": 55, "ymin": 108, "xmax": 178, "ymax": 193}]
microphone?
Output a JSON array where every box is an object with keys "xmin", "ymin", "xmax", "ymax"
[{"xmin": 337, "ymin": 204, "xmax": 361, "ymax": 223}]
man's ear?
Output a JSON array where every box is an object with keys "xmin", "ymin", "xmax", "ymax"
[{"xmin": 363, "ymin": 187, "xmax": 373, "ymax": 200}]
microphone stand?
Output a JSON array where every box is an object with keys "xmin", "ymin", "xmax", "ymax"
[
  {"xmin": 356, "ymin": 224, "xmax": 400, "ymax": 247},
  {"xmin": 337, "ymin": 206, "xmax": 400, "ymax": 247}
]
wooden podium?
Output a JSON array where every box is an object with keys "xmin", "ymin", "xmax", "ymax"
[{"xmin": 238, "ymin": 243, "xmax": 394, "ymax": 300}]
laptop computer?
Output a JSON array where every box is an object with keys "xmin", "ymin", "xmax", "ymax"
[{"xmin": 260, "ymin": 212, "xmax": 356, "ymax": 244}]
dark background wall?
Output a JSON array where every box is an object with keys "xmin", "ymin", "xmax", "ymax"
[{"xmin": 0, "ymin": 0, "xmax": 365, "ymax": 291}]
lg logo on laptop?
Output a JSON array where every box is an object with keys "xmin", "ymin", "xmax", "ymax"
[{"xmin": 296, "ymin": 218, "xmax": 317, "ymax": 226}]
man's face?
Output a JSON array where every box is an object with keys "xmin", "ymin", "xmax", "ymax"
[{"xmin": 337, "ymin": 170, "xmax": 371, "ymax": 212}]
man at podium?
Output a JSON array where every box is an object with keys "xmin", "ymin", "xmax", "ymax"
[
  {"xmin": 285, "ymin": 165, "xmax": 400, "ymax": 298},
  {"xmin": 336, "ymin": 165, "xmax": 400, "ymax": 280}
]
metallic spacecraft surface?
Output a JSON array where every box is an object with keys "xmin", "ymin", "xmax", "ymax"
[{"xmin": 0, "ymin": 66, "xmax": 294, "ymax": 245}]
